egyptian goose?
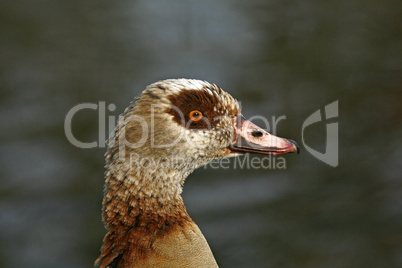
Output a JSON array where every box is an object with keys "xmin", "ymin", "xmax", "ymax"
[{"xmin": 95, "ymin": 79, "xmax": 298, "ymax": 267}]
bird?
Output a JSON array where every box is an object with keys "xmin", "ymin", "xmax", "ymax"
[{"xmin": 95, "ymin": 79, "xmax": 299, "ymax": 268}]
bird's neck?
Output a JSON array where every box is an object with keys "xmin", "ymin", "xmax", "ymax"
[
  {"xmin": 102, "ymin": 163, "xmax": 193, "ymax": 229},
  {"xmin": 97, "ymin": 165, "xmax": 195, "ymax": 267}
]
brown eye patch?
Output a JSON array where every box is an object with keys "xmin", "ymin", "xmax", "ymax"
[{"xmin": 166, "ymin": 86, "xmax": 239, "ymax": 130}]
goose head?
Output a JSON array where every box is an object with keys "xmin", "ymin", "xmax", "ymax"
[{"xmin": 111, "ymin": 79, "xmax": 298, "ymax": 177}]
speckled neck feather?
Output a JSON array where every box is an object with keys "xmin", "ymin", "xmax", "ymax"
[
  {"xmin": 97, "ymin": 138, "xmax": 195, "ymax": 267},
  {"xmin": 97, "ymin": 173, "xmax": 192, "ymax": 267}
]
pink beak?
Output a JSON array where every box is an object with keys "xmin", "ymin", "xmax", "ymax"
[{"xmin": 229, "ymin": 115, "xmax": 299, "ymax": 156}]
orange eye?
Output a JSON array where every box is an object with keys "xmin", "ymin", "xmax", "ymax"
[{"xmin": 189, "ymin": 110, "xmax": 203, "ymax": 122}]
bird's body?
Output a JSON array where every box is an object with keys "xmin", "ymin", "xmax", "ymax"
[{"xmin": 96, "ymin": 79, "xmax": 298, "ymax": 267}]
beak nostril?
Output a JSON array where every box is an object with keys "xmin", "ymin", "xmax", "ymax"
[{"xmin": 251, "ymin": 130, "xmax": 263, "ymax": 138}]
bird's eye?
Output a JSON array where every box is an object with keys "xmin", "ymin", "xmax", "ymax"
[{"xmin": 189, "ymin": 110, "xmax": 203, "ymax": 122}]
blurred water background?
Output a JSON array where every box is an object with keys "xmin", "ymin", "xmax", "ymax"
[{"xmin": 1, "ymin": 0, "xmax": 401, "ymax": 267}]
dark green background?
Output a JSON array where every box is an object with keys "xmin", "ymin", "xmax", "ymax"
[{"xmin": 1, "ymin": 0, "xmax": 401, "ymax": 267}]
